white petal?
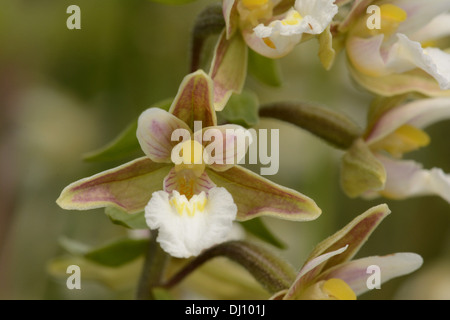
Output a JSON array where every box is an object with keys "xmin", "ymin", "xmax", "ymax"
[
  {"xmin": 294, "ymin": 0, "xmax": 338, "ymax": 35},
  {"xmin": 250, "ymin": 0, "xmax": 338, "ymax": 58},
  {"xmin": 394, "ymin": 0, "xmax": 450, "ymax": 36},
  {"xmin": 386, "ymin": 34, "xmax": 450, "ymax": 90},
  {"xmin": 376, "ymin": 155, "xmax": 450, "ymax": 204},
  {"xmin": 320, "ymin": 253, "xmax": 423, "ymax": 296},
  {"xmin": 244, "ymin": 27, "xmax": 301, "ymax": 58},
  {"xmin": 410, "ymin": 13, "xmax": 450, "ymax": 43},
  {"xmin": 145, "ymin": 188, "xmax": 237, "ymax": 258},
  {"xmin": 137, "ymin": 108, "xmax": 191, "ymax": 163},
  {"xmin": 366, "ymin": 97, "xmax": 450, "ymax": 145}
]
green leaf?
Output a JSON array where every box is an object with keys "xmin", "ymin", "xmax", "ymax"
[
  {"xmin": 218, "ymin": 90, "xmax": 259, "ymax": 127},
  {"xmin": 83, "ymin": 98, "xmax": 173, "ymax": 163},
  {"xmin": 240, "ymin": 218, "xmax": 286, "ymax": 249},
  {"xmin": 248, "ymin": 49, "xmax": 282, "ymax": 87},
  {"xmin": 105, "ymin": 207, "xmax": 148, "ymax": 230},
  {"xmin": 58, "ymin": 237, "xmax": 90, "ymax": 256},
  {"xmin": 84, "ymin": 238, "xmax": 149, "ymax": 267}
]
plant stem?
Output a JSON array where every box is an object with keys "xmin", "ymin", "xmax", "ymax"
[{"xmin": 136, "ymin": 231, "xmax": 169, "ymax": 300}]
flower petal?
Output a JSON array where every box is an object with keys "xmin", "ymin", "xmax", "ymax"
[
  {"xmin": 137, "ymin": 108, "xmax": 191, "ymax": 163},
  {"xmin": 348, "ymin": 63, "xmax": 450, "ymax": 97},
  {"xmin": 410, "ymin": 13, "xmax": 450, "ymax": 43},
  {"xmin": 209, "ymin": 31, "xmax": 248, "ymax": 111},
  {"xmin": 206, "ymin": 166, "xmax": 321, "ymax": 221},
  {"xmin": 198, "ymin": 124, "xmax": 252, "ymax": 172},
  {"xmin": 243, "ymin": 27, "xmax": 301, "ymax": 58},
  {"xmin": 223, "ymin": 0, "xmax": 238, "ymax": 39},
  {"xmin": 386, "ymin": 34, "xmax": 450, "ymax": 90},
  {"xmin": 56, "ymin": 157, "xmax": 172, "ymax": 214},
  {"xmin": 294, "ymin": 0, "xmax": 338, "ymax": 35},
  {"xmin": 303, "ymin": 204, "xmax": 391, "ymax": 276},
  {"xmin": 169, "ymin": 70, "xmax": 217, "ymax": 130},
  {"xmin": 366, "ymin": 97, "xmax": 450, "ymax": 145},
  {"xmin": 376, "ymin": 155, "xmax": 450, "ymax": 204},
  {"xmin": 319, "ymin": 253, "xmax": 423, "ymax": 296},
  {"xmin": 163, "ymin": 167, "xmax": 216, "ymax": 195},
  {"xmin": 394, "ymin": 0, "xmax": 450, "ymax": 36},
  {"xmin": 338, "ymin": 0, "xmax": 375, "ymax": 32},
  {"xmin": 283, "ymin": 245, "xmax": 348, "ymax": 299},
  {"xmin": 145, "ymin": 188, "xmax": 237, "ymax": 258}
]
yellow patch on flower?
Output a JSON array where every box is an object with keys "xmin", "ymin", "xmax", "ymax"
[
  {"xmin": 170, "ymin": 192, "xmax": 208, "ymax": 217},
  {"xmin": 175, "ymin": 140, "xmax": 207, "ymax": 177},
  {"xmin": 241, "ymin": 0, "xmax": 268, "ymax": 9},
  {"xmin": 322, "ymin": 278, "xmax": 356, "ymax": 300},
  {"xmin": 281, "ymin": 10, "xmax": 303, "ymax": 26},
  {"xmin": 370, "ymin": 124, "xmax": 430, "ymax": 158}
]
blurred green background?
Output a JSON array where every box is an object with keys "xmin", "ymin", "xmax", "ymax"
[{"xmin": 1, "ymin": 0, "xmax": 449, "ymax": 300}]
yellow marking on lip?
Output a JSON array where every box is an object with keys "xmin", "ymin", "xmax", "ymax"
[
  {"xmin": 370, "ymin": 124, "xmax": 430, "ymax": 157},
  {"xmin": 322, "ymin": 278, "xmax": 356, "ymax": 300},
  {"xmin": 263, "ymin": 37, "xmax": 276, "ymax": 49}
]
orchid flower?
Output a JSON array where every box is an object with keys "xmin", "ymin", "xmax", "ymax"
[
  {"xmin": 360, "ymin": 96, "xmax": 450, "ymax": 203},
  {"xmin": 56, "ymin": 70, "xmax": 321, "ymax": 258},
  {"xmin": 211, "ymin": 0, "xmax": 339, "ymax": 110},
  {"xmin": 270, "ymin": 204, "xmax": 423, "ymax": 300},
  {"xmin": 233, "ymin": 0, "xmax": 339, "ymax": 59},
  {"xmin": 342, "ymin": 0, "xmax": 450, "ymax": 96}
]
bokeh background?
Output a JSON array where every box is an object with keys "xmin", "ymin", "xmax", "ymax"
[{"xmin": 1, "ymin": 0, "xmax": 449, "ymax": 300}]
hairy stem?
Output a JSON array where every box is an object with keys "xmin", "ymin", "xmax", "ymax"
[{"xmin": 136, "ymin": 231, "xmax": 169, "ymax": 300}]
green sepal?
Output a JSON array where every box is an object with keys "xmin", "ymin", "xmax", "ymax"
[
  {"xmin": 83, "ymin": 238, "xmax": 149, "ymax": 267},
  {"xmin": 248, "ymin": 49, "xmax": 282, "ymax": 87},
  {"xmin": 340, "ymin": 139, "xmax": 386, "ymax": 198},
  {"xmin": 240, "ymin": 217, "xmax": 286, "ymax": 249},
  {"xmin": 83, "ymin": 98, "xmax": 173, "ymax": 163},
  {"xmin": 105, "ymin": 207, "xmax": 147, "ymax": 230},
  {"xmin": 218, "ymin": 90, "xmax": 259, "ymax": 127}
]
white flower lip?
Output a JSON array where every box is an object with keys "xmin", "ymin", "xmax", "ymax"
[{"xmin": 145, "ymin": 187, "xmax": 238, "ymax": 258}]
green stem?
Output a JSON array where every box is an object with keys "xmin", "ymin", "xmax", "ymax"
[
  {"xmin": 162, "ymin": 241, "xmax": 296, "ymax": 294},
  {"xmin": 136, "ymin": 231, "xmax": 169, "ymax": 300}
]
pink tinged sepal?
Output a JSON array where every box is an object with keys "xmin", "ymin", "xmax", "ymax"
[
  {"xmin": 365, "ymin": 97, "xmax": 450, "ymax": 145},
  {"xmin": 206, "ymin": 165, "xmax": 322, "ymax": 221},
  {"xmin": 338, "ymin": 0, "xmax": 375, "ymax": 32},
  {"xmin": 223, "ymin": 0, "xmax": 238, "ymax": 39},
  {"xmin": 376, "ymin": 155, "xmax": 450, "ymax": 204},
  {"xmin": 209, "ymin": 31, "xmax": 248, "ymax": 111},
  {"xmin": 56, "ymin": 157, "xmax": 172, "ymax": 214},
  {"xmin": 169, "ymin": 70, "xmax": 217, "ymax": 130},
  {"xmin": 300, "ymin": 204, "xmax": 390, "ymax": 284},
  {"xmin": 318, "ymin": 252, "xmax": 423, "ymax": 296},
  {"xmin": 283, "ymin": 204, "xmax": 391, "ymax": 299},
  {"xmin": 136, "ymin": 108, "xmax": 191, "ymax": 163}
]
